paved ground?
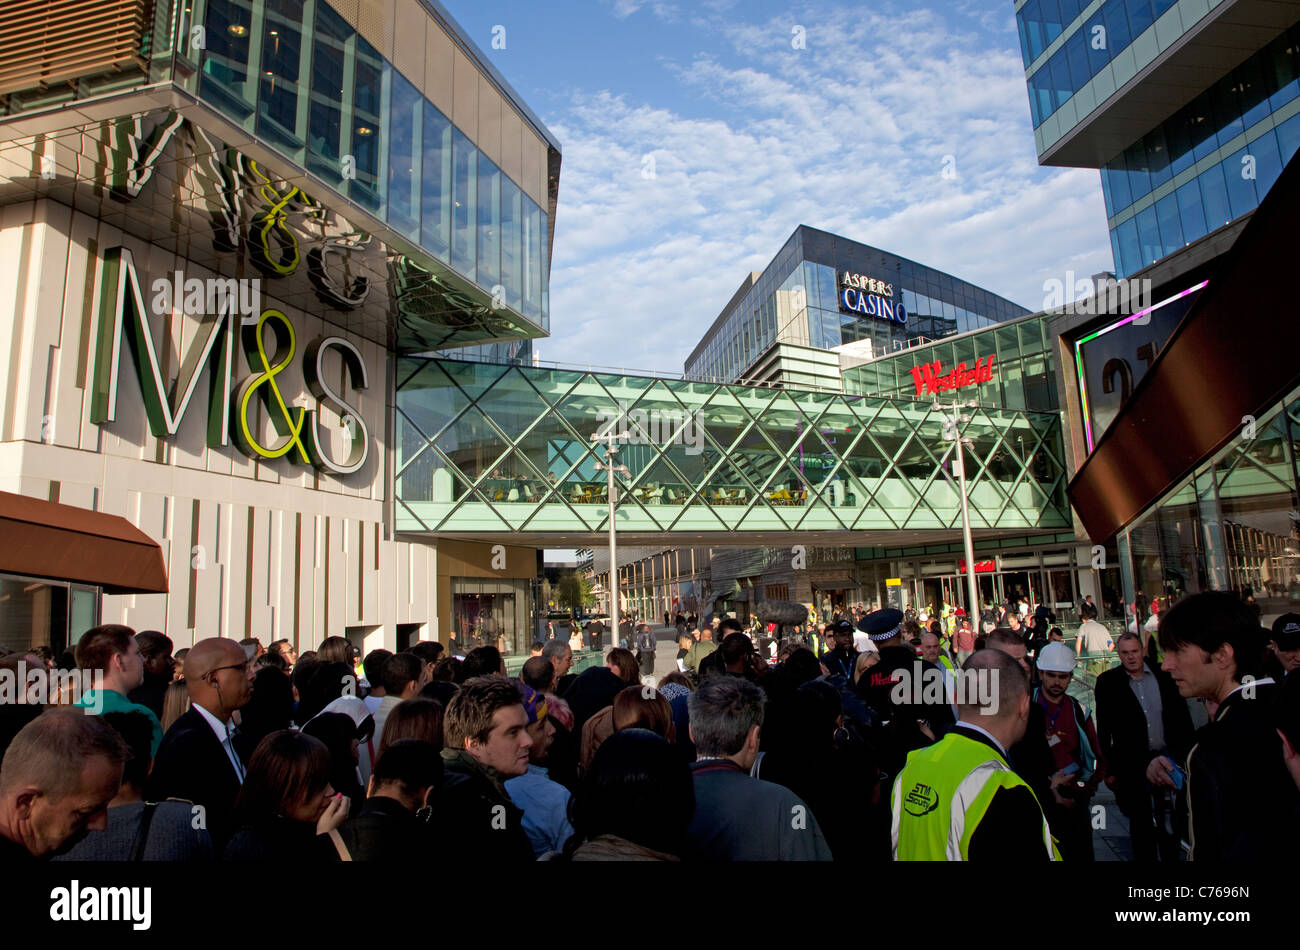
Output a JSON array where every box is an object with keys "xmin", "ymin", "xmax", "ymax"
[{"xmin": 638, "ymin": 625, "xmax": 1141, "ymax": 862}]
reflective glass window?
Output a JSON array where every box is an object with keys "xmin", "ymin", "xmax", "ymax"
[
  {"xmin": 421, "ymin": 101, "xmax": 452, "ymax": 261},
  {"xmin": 1188, "ymin": 92, "xmax": 1219, "ymax": 162},
  {"xmin": 1065, "ymin": 29, "xmax": 1090, "ymax": 93},
  {"xmin": 1135, "ymin": 205, "xmax": 1161, "ymax": 268},
  {"xmin": 202, "ymin": 0, "xmax": 255, "ymax": 117},
  {"xmin": 1101, "ymin": 0, "xmax": 1132, "ymax": 59},
  {"xmin": 1144, "ymin": 126, "xmax": 1170, "ymax": 190},
  {"xmin": 451, "ymin": 128, "xmax": 477, "ymax": 277},
  {"xmin": 387, "ymin": 69, "xmax": 421, "ymax": 239},
  {"xmin": 1269, "ymin": 31, "xmax": 1300, "ymax": 111},
  {"xmin": 1049, "ymin": 49, "xmax": 1073, "ymax": 111},
  {"xmin": 477, "ymin": 156, "xmax": 501, "ymax": 291},
  {"xmin": 307, "ymin": 2, "xmax": 350, "ymax": 181},
  {"xmin": 257, "ymin": 0, "xmax": 306, "ymax": 155},
  {"xmin": 501, "ymin": 176, "xmax": 523, "ymax": 311},
  {"xmin": 1042, "ymin": 0, "xmax": 1064, "ymax": 47},
  {"xmin": 1212, "ymin": 77, "xmax": 1246, "ymax": 149},
  {"xmin": 1124, "ymin": 140, "xmax": 1150, "ymax": 202},
  {"xmin": 1277, "ymin": 112, "xmax": 1300, "ymax": 164},
  {"xmin": 1104, "ymin": 158, "xmax": 1132, "ymax": 212},
  {"xmin": 1198, "ymin": 163, "xmax": 1232, "ymax": 232},
  {"xmin": 1246, "ymin": 127, "xmax": 1284, "ymax": 198},
  {"xmin": 523, "ymin": 196, "xmax": 542, "ymax": 320},
  {"xmin": 1085, "ymin": 10, "xmax": 1110, "ymax": 73},
  {"xmin": 1223, "ymin": 147, "xmax": 1259, "ymax": 220},
  {"xmin": 1023, "ymin": 0, "xmax": 1046, "ymax": 61},
  {"xmin": 1126, "ymin": 0, "xmax": 1154, "ymax": 38},
  {"xmin": 1165, "ymin": 111, "xmax": 1195, "ymax": 177},
  {"xmin": 1154, "ymin": 192, "xmax": 1183, "ymax": 257},
  {"xmin": 1175, "ymin": 179, "xmax": 1208, "ymax": 245},
  {"xmin": 348, "ymin": 36, "xmax": 383, "ymax": 212}
]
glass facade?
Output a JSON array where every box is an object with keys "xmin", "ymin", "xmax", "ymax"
[
  {"xmin": 176, "ymin": 0, "xmax": 549, "ymax": 331},
  {"xmin": 395, "ymin": 358, "xmax": 1069, "ymax": 536},
  {"xmin": 684, "ymin": 226, "xmax": 1028, "ymax": 383},
  {"xmin": 842, "ymin": 313, "xmax": 1059, "ymax": 412},
  {"xmin": 450, "ymin": 576, "xmax": 531, "ymax": 656},
  {"xmin": 1117, "ymin": 384, "xmax": 1300, "ymax": 621},
  {"xmin": 1101, "ymin": 27, "xmax": 1300, "ymax": 276},
  {"xmin": 1019, "ymin": 0, "xmax": 1185, "ymax": 129}
]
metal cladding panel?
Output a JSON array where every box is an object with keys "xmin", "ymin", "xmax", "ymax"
[{"xmin": 0, "ymin": 0, "xmax": 149, "ymax": 95}]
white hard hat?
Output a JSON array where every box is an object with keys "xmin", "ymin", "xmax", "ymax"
[{"xmin": 1037, "ymin": 641, "xmax": 1076, "ymax": 673}]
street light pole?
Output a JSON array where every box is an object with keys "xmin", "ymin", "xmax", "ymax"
[
  {"xmin": 592, "ymin": 431, "xmax": 630, "ymax": 652},
  {"xmin": 939, "ymin": 399, "xmax": 981, "ymax": 634}
]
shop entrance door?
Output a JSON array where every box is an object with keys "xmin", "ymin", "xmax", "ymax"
[{"xmin": 1000, "ymin": 570, "xmax": 1034, "ymax": 610}]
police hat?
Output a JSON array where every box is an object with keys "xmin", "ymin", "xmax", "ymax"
[
  {"xmin": 857, "ymin": 608, "xmax": 904, "ymax": 643},
  {"xmin": 1272, "ymin": 613, "xmax": 1300, "ymax": 650},
  {"xmin": 832, "ymin": 619, "xmax": 856, "ymax": 636}
]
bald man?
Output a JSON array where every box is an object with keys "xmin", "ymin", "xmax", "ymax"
[
  {"xmin": 0, "ymin": 709, "xmax": 128, "ymax": 860},
  {"xmin": 145, "ymin": 637, "xmax": 255, "ymax": 848}
]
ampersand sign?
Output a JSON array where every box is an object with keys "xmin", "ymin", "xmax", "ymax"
[{"xmin": 233, "ymin": 309, "xmax": 311, "ymax": 463}]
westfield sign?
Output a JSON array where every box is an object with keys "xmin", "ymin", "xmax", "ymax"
[{"xmin": 910, "ymin": 355, "xmax": 996, "ymax": 398}]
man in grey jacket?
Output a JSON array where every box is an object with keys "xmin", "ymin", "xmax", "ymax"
[{"xmin": 686, "ymin": 677, "xmax": 832, "ymax": 861}]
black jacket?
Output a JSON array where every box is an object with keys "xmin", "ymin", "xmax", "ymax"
[
  {"xmin": 223, "ymin": 817, "xmax": 332, "ymax": 861},
  {"xmin": 952, "ymin": 725, "xmax": 1054, "ymax": 862},
  {"xmin": 856, "ymin": 645, "xmax": 955, "ymax": 777},
  {"xmin": 1186, "ymin": 680, "xmax": 1299, "ymax": 861},
  {"xmin": 561, "ymin": 666, "xmax": 626, "ymax": 733},
  {"xmin": 328, "ymin": 796, "xmax": 433, "ymax": 861},
  {"xmin": 146, "ymin": 707, "xmax": 243, "ymax": 849},
  {"xmin": 438, "ymin": 750, "xmax": 534, "ymax": 862},
  {"xmin": 1006, "ymin": 703, "xmax": 1057, "ymax": 812},
  {"xmin": 1094, "ymin": 662, "xmax": 1193, "ymax": 786}
]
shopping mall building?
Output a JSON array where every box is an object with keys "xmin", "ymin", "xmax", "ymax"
[
  {"xmin": 2, "ymin": 0, "xmax": 1297, "ymax": 655},
  {"xmin": 0, "ymin": 0, "xmax": 558, "ymax": 655},
  {"xmin": 593, "ymin": 0, "xmax": 1300, "ymax": 626}
]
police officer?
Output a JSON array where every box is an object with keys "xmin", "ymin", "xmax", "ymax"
[
  {"xmin": 893, "ymin": 649, "xmax": 1058, "ymax": 860},
  {"xmin": 854, "ymin": 607, "xmax": 955, "ymax": 778}
]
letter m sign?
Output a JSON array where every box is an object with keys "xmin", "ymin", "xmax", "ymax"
[{"xmin": 90, "ymin": 247, "xmax": 236, "ymax": 447}]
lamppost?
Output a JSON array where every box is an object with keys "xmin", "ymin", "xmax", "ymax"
[
  {"xmin": 938, "ymin": 399, "xmax": 981, "ymax": 632},
  {"xmin": 592, "ymin": 430, "xmax": 630, "ymax": 651}
]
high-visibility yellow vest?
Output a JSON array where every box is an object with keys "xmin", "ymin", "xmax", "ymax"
[{"xmin": 891, "ymin": 731, "xmax": 1059, "ymax": 861}]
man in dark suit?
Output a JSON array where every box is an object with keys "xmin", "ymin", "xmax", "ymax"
[
  {"xmin": 1096, "ymin": 631, "xmax": 1194, "ymax": 861},
  {"xmin": 146, "ymin": 638, "xmax": 254, "ymax": 849}
]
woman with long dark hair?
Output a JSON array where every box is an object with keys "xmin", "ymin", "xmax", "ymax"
[
  {"xmin": 566, "ymin": 729, "xmax": 694, "ymax": 860},
  {"xmin": 223, "ymin": 731, "xmax": 349, "ymax": 861}
]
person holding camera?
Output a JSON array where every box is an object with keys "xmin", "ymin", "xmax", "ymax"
[{"xmin": 1035, "ymin": 642, "xmax": 1106, "ymax": 861}]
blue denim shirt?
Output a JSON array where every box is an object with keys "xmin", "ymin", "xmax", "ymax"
[{"xmin": 504, "ymin": 764, "xmax": 575, "ymax": 857}]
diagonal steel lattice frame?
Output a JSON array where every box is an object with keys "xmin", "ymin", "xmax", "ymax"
[{"xmin": 394, "ymin": 358, "xmax": 1071, "ymax": 536}]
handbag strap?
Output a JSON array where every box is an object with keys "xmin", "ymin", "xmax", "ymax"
[
  {"xmin": 328, "ymin": 827, "xmax": 352, "ymax": 862},
  {"xmin": 130, "ymin": 802, "xmax": 158, "ymax": 861}
]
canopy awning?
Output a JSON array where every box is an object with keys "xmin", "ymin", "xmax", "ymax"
[{"xmin": 0, "ymin": 491, "xmax": 168, "ymax": 594}]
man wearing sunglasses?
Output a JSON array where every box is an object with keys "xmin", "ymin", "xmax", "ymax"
[{"xmin": 146, "ymin": 637, "xmax": 255, "ymax": 850}]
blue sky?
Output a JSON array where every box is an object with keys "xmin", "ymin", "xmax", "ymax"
[{"xmin": 444, "ymin": 0, "xmax": 1113, "ymax": 376}]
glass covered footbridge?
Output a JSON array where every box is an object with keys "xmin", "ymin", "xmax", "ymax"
[{"xmin": 395, "ymin": 357, "xmax": 1070, "ymax": 547}]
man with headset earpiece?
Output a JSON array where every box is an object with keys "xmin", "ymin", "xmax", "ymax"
[{"xmin": 146, "ymin": 638, "xmax": 256, "ymax": 849}]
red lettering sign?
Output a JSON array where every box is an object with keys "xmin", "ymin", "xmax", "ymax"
[
  {"xmin": 910, "ymin": 354, "xmax": 996, "ymax": 398},
  {"xmin": 958, "ymin": 559, "xmax": 996, "ymax": 574}
]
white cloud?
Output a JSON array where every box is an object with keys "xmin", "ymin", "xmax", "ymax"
[{"xmin": 540, "ymin": 2, "xmax": 1113, "ymax": 376}]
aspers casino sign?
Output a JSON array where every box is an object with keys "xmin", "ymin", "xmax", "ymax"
[
  {"xmin": 90, "ymin": 247, "xmax": 370, "ymax": 476},
  {"xmin": 839, "ymin": 271, "xmax": 906, "ymax": 325}
]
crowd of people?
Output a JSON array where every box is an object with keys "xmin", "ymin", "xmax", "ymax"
[{"xmin": 0, "ymin": 588, "xmax": 1297, "ymax": 862}]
